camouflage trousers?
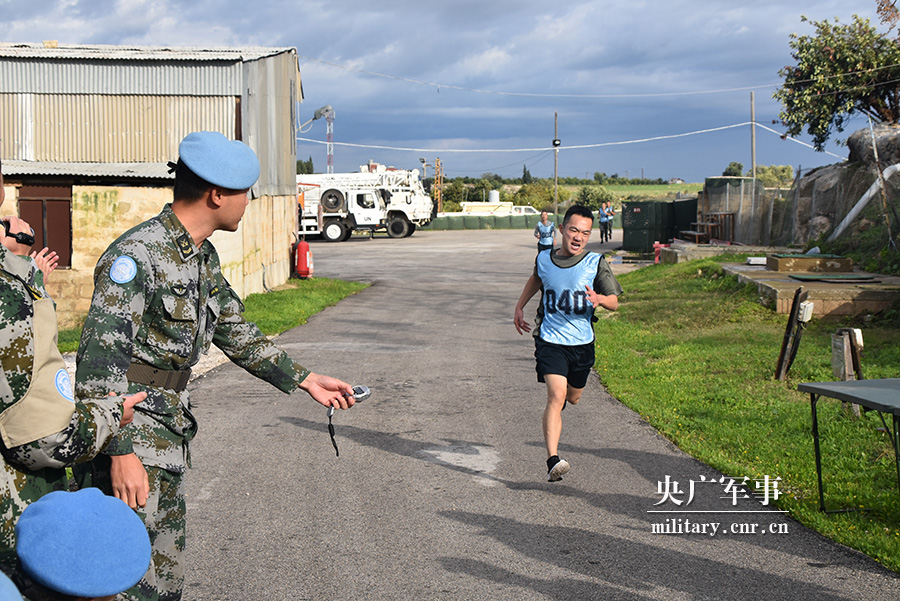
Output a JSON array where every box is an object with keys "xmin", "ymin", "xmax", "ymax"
[
  {"xmin": 124, "ymin": 466, "xmax": 186, "ymax": 601},
  {"xmin": 76, "ymin": 460, "xmax": 186, "ymax": 601},
  {"xmin": 0, "ymin": 461, "xmax": 68, "ymax": 576}
]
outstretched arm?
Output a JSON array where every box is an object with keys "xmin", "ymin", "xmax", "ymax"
[
  {"xmin": 298, "ymin": 372, "xmax": 356, "ymax": 410},
  {"xmin": 514, "ymin": 274, "xmax": 542, "ymax": 335}
]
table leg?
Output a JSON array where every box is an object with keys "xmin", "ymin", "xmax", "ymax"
[
  {"xmin": 811, "ymin": 393, "xmax": 826, "ymax": 512},
  {"xmin": 894, "ymin": 415, "xmax": 900, "ymax": 501}
]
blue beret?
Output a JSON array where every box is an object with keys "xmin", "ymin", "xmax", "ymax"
[
  {"xmin": 16, "ymin": 488, "xmax": 151, "ymax": 598},
  {"xmin": 179, "ymin": 131, "xmax": 260, "ymax": 190},
  {"xmin": 0, "ymin": 572, "xmax": 21, "ymax": 601}
]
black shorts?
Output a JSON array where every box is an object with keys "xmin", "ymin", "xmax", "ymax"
[
  {"xmin": 534, "ymin": 337, "xmax": 595, "ymax": 389},
  {"xmin": 537, "ymin": 243, "xmax": 553, "ymax": 252}
]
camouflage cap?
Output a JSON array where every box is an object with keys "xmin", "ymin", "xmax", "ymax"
[{"xmin": 179, "ymin": 131, "xmax": 260, "ymax": 190}]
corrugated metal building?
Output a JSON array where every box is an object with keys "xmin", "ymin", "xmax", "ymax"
[{"xmin": 0, "ymin": 42, "xmax": 303, "ymax": 325}]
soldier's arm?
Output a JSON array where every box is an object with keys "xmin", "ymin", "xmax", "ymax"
[
  {"xmin": 4, "ymin": 399, "xmax": 121, "ymax": 469},
  {"xmin": 212, "ymin": 284, "xmax": 310, "ymax": 393},
  {"xmin": 75, "ymin": 246, "xmax": 152, "ymax": 455}
]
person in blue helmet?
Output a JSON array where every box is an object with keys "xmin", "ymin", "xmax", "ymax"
[{"xmin": 73, "ymin": 132, "xmax": 359, "ymax": 601}]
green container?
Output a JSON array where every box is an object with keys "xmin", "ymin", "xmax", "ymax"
[
  {"xmin": 672, "ymin": 198, "xmax": 698, "ymax": 240},
  {"xmin": 446, "ymin": 216, "xmax": 464, "ymax": 230},
  {"xmin": 510, "ymin": 215, "xmax": 528, "ymax": 229},
  {"xmin": 493, "ymin": 215, "xmax": 512, "ymax": 229},
  {"xmin": 463, "ymin": 216, "xmax": 481, "ymax": 229},
  {"xmin": 525, "ymin": 214, "xmax": 543, "ymax": 229},
  {"xmin": 623, "ymin": 200, "xmax": 683, "ymax": 251}
]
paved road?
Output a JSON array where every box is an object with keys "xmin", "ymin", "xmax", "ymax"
[{"xmin": 183, "ymin": 229, "xmax": 899, "ymax": 600}]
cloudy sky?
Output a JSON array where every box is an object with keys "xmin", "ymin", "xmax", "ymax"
[{"xmin": 1, "ymin": 0, "xmax": 887, "ymax": 182}]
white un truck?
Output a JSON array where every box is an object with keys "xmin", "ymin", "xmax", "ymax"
[{"xmin": 297, "ymin": 163, "xmax": 435, "ymax": 242}]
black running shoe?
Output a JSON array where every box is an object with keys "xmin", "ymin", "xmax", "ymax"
[{"xmin": 546, "ymin": 455, "xmax": 570, "ymax": 482}]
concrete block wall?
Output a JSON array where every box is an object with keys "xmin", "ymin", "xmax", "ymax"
[{"xmin": 15, "ymin": 185, "xmax": 297, "ymax": 328}]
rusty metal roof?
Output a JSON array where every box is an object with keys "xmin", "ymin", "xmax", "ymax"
[
  {"xmin": 0, "ymin": 42, "xmax": 294, "ymax": 62},
  {"xmin": 3, "ymin": 159, "xmax": 172, "ymax": 180}
]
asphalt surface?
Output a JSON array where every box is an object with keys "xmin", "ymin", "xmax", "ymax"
[{"xmin": 183, "ymin": 229, "xmax": 900, "ymax": 601}]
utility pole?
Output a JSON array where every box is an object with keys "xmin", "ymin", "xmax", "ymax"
[
  {"xmin": 751, "ymin": 91, "xmax": 757, "ymax": 180},
  {"xmin": 326, "ymin": 111, "xmax": 335, "ymax": 174},
  {"xmin": 434, "ymin": 157, "xmax": 444, "ymax": 213},
  {"xmin": 553, "ymin": 112, "xmax": 560, "ymax": 218}
]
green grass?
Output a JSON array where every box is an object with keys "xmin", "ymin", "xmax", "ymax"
[
  {"xmin": 561, "ymin": 183, "xmax": 704, "ymax": 201},
  {"xmin": 57, "ymin": 277, "xmax": 368, "ymax": 353},
  {"xmin": 57, "ymin": 327, "xmax": 83, "ymax": 354},
  {"xmin": 596, "ymin": 259, "xmax": 900, "ymax": 571},
  {"xmin": 602, "ymin": 183, "xmax": 704, "ymax": 198},
  {"xmin": 243, "ymin": 277, "xmax": 368, "ymax": 335}
]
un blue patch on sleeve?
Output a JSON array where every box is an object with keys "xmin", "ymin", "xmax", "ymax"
[
  {"xmin": 109, "ymin": 255, "xmax": 138, "ymax": 284},
  {"xmin": 55, "ymin": 369, "xmax": 75, "ymax": 402}
]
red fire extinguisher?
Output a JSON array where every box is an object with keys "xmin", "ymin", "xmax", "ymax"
[{"xmin": 294, "ymin": 238, "xmax": 314, "ymax": 279}]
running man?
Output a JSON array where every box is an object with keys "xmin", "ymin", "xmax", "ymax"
[{"xmin": 514, "ymin": 205, "xmax": 622, "ymax": 481}]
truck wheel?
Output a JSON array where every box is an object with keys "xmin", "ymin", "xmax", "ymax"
[
  {"xmin": 406, "ymin": 223, "xmax": 417, "ymax": 237},
  {"xmin": 321, "ymin": 189, "xmax": 345, "ymax": 212},
  {"xmin": 323, "ymin": 220, "xmax": 347, "ymax": 242},
  {"xmin": 387, "ymin": 216, "xmax": 411, "ymax": 238}
]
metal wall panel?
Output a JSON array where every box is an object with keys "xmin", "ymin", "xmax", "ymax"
[
  {"xmin": 242, "ymin": 51, "xmax": 299, "ymax": 197},
  {"xmin": 0, "ymin": 58, "xmax": 244, "ymax": 95},
  {"xmin": 1, "ymin": 94, "xmax": 236, "ymax": 162}
]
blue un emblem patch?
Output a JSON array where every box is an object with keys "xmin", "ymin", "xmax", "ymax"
[
  {"xmin": 54, "ymin": 369, "xmax": 75, "ymax": 402},
  {"xmin": 109, "ymin": 255, "xmax": 138, "ymax": 284}
]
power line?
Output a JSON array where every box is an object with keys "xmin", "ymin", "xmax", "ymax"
[
  {"xmin": 298, "ymin": 123, "xmax": 745, "ymax": 153},
  {"xmin": 299, "ymin": 53, "xmax": 900, "ymax": 99},
  {"xmin": 298, "ymin": 121, "xmax": 845, "ymax": 158}
]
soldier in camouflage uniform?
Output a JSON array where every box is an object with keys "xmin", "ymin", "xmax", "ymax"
[
  {"xmin": 0, "ymin": 158, "xmax": 146, "ymax": 576},
  {"xmin": 74, "ymin": 132, "xmax": 358, "ymax": 601}
]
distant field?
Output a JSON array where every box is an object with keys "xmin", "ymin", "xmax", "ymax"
[{"xmin": 562, "ymin": 183, "xmax": 704, "ymax": 200}]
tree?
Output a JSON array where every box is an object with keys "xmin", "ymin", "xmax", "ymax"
[
  {"xmin": 296, "ymin": 156, "xmax": 315, "ymax": 174},
  {"xmin": 576, "ymin": 186, "xmax": 615, "ymax": 211},
  {"xmin": 878, "ymin": 0, "xmax": 899, "ymax": 32},
  {"xmin": 522, "ymin": 165, "xmax": 533, "ymax": 184},
  {"xmin": 751, "ymin": 165, "xmax": 795, "ymax": 187},
  {"xmin": 722, "ymin": 162, "xmax": 744, "ymax": 177},
  {"xmin": 512, "ymin": 182, "xmax": 571, "ymax": 210},
  {"xmin": 774, "ymin": 15, "xmax": 900, "ymax": 151}
]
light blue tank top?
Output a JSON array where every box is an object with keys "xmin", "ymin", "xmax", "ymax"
[
  {"xmin": 537, "ymin": 222, "xmax": 555, "ymax": 244},
  {"xmin": 536, "ymin": 251, "xmax": 600, "ymax": 345}
]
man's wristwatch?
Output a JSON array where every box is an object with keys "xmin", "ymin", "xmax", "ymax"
[{"xmin": 1, "ymin": 220, "xmax": 36, "ymax": 246}]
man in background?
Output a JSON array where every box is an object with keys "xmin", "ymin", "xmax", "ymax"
[{"xmin": 534, "ymin": 210, "xmax": 556, "ymax": 253}]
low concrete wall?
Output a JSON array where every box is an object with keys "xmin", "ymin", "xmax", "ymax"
[{"xmin": 659, "ymin": 242, "xmax": 793, "ymax": 264}]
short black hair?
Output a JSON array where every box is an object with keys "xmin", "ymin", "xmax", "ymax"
[
  {"xmin": 563, "ymin": 204, "xmax": 594, "ymax": 227},
  {"xmin": 172, "ymin": 159, "xmax": 213, "ymax": 202}
]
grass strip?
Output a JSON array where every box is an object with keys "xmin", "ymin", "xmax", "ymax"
[
  {"xmin": 242, "ymin": 277, "xmax": 368, "ymax": 335},
  {"xmin": 58, "ymin": 277, "xmax": 368, "ymax": 353},
  {"xmin": 595, "ymin": 258, "xmax": 900, "ymax": 572}
]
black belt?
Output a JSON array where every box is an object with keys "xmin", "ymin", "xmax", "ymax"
[{"xmin": 126, "ymin": 363, "xmax": 192, "ymax": 392}]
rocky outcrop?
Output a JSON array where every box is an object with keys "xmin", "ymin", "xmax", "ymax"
[
  {"xmin": 846, "ymin": 124, "xmax": 900, "ymax": 166},
  {"xmin": 788, "ymin": 126, "xmax": 898, "ymax": 246},
  {"xmin": 790, "ymin": 160, "xmax": 877, "ymax": 245}
]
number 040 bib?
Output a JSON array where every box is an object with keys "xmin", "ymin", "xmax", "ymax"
[{"xmin": 536, "ymin": 251, "xmax": 600, "ymax": 346}]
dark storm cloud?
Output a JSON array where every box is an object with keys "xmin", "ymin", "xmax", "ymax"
[{"xmin": 0, "ymin": 0, "xmax": 882, "ymax": 179}]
